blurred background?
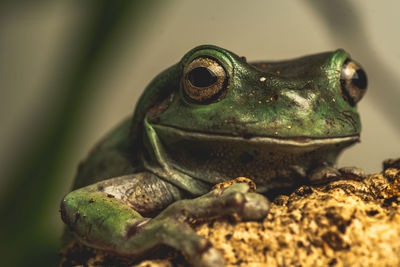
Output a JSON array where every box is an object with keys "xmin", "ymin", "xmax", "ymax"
[{"xmin": 0, "ymin": 0, "xmax": 399, "ymax": 266}]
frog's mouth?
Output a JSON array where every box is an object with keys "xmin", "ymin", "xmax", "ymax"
[{"xmin": 153, "ymin": 124, "xmax": 359, "ymax": 151}]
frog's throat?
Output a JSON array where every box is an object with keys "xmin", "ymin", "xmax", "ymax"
[
  {"xmin": 152, "ymin": 124, "xmax": 360, "ymax": 148},
  {"xmin": 142, "ymin": 118, "xmax": 211, "ymax": 196},
  {"xmin": 141, "ymin": 117, "xmax": 358, "ymax": 196}
]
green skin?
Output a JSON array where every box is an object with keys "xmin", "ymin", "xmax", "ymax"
[{"xmin": 61, "ymin": 45, "xmax": 364, "ymax": 266}]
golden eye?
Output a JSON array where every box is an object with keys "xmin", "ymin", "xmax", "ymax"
[
  {"xmin": 183, "ymin": 57, "xmax": 227, "ymax": 102},
  {"xmin": 340, "ymin": 59, "xmax": 367, "ymax": 105}
]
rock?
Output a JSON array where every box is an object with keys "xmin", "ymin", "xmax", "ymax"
[{"xmin": 60, "ymin": 159, "xmax": 400, "ymax": 267}]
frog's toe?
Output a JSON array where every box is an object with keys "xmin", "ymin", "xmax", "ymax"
[
  {"xmin": 308, "ymin": 166, "xmax": 341, "ymax": 184},
  {"xmin": 220, "ymin": 188, "xmax": 270, "ymax": 221},
  {"xmin": 194, "ymin": 246, "xmax": 224, "ymax": 267},
  {"xmin": 220, "ymin": 182, "xmax": 252, "ymax": 194},
  {"xmin": 241, "ymin": 192, "xmax": 270, "ymax": 221},
  {"xmin": 338, "ymin": 166, "xmax": 366, "ymax": 181},
  {"xmin": 212, "ymin": 177, "xmax": 256, "ymax": 192},
  {"xmin": 309, "ymin": 165, "xmax": 367, "ymax": 185}
]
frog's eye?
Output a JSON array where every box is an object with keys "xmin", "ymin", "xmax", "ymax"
[
  {"xmin": 340, "ymin": 59, "xmax": 367, "ymax": 105},
  {"xmin": 183, "ymin": 57, "xmax": 228, "ymax": 102}
]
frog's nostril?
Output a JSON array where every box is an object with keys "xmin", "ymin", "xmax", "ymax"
[{"xmin": 340, "ymin": 59, "xmax": 367, "ymax": 105}]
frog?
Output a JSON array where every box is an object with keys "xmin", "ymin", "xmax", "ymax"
[{"xmin": 60, "ymin": 45, "xmax": 367, "ymax": 266}]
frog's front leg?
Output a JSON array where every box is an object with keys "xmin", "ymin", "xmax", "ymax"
[{"xmin": 61, "ymin": 173, "xmax": 270, "ymax": 267}]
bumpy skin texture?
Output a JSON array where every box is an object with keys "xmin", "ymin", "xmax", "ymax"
[{"xmin": 61, "ymin": 45, "xmax": 366, "ymax": 266}]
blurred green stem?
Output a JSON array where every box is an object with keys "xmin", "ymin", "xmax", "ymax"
[{"xmin": 0, "ymin": 1, "xmax": 161, "ymax": 266}]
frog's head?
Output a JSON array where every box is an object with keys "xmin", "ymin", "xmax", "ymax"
[
  {"xmin": 141, "ymin": 45, "xmax": 367, "ymax": 145},
  {"xmin": 132, "ymin": 45, "xmax": 367, "ymax": 190}
]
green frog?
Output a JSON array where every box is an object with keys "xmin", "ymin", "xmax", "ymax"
[{"xmin": 60, "ymin": 45, "xmax": 367, "ymax": 266}]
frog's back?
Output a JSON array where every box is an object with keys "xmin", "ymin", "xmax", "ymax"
[
  {"xmin": 71, "ymin": 63, "xmax": 180, "ymax": 190},
  {"xmin": 72, "ymin": 117, "xmax": 141, "ymax": 190}
]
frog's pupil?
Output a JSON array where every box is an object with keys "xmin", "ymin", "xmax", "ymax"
[
  {"xmin": 188, "ymin": 67, "xmax": 217, "ymax": 87},
  {"xmin": 351, "ymin": 68, "xmax": 367, "ymax": 90}
]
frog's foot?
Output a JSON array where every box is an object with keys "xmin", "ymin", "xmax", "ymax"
[
  {"xmin": 159, "ymin": 182, "xmax": 270, "ymax": 224},
  {"xmin": 308, "ymin": 166, "xmax": 366, "ymax": 185},
  {"xmin": 61, "ymin": 190, "xmax": 225, "ymax": 267},
  {"xmin": 156, "ymin": 183, "xmax": 269, "ymax": 265},
  {"xmin": 128, "ymin": 183, "xmax": 269, "ymax": 266},
  {"xmin": 61, "ymin": 177, "xmax": 269, "ymax": 267}
]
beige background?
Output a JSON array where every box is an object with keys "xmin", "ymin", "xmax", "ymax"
[{"xmin": 1, "ymin": 0, "xmax": 399, "ymax": 236}]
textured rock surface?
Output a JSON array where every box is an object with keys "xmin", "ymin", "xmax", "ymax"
[{"xmin": 60, "ymin": 159, "xmax": 400, "ymax": 267}]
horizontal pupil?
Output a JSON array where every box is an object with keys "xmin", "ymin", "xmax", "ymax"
[
  {"xmin": 188, "ymin": 67, "xmax": 217, "ymax": 87},
  {"xmin": 351, "ymin": 69, "xmax": 367, "ymax": 90}
]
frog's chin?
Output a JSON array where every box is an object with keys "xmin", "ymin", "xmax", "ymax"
[{"xmin": 154, "ymin": 124, "xmax": 360, "ymax": 150}]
